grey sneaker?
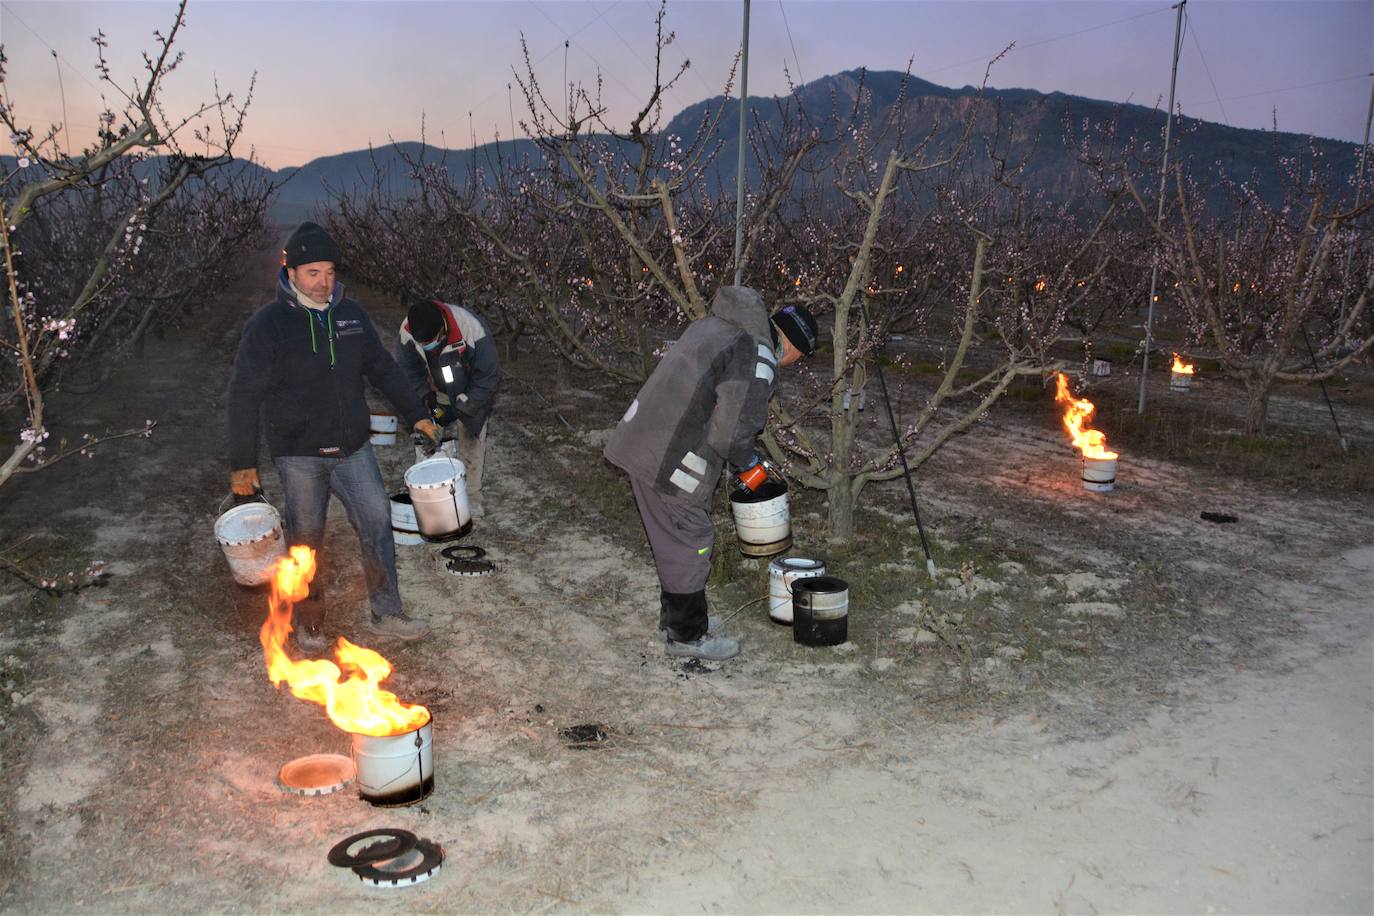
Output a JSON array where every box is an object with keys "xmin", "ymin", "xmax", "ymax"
[
  {"xmin": 665, "ymin": 633, "xmax": 740, "ymax": 661},
  {"xmin": 368, "ymin": 613, "xmax": 431, "ymax": 641},
  {"xmin": 294, "ymin": 622, "xmax": 330, "ymax": 655}
]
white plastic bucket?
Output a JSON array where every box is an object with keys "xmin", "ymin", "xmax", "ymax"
[
  {"xmin": 768, "ymin": 557, "xmax": 826, "ymax": 624},
  {"xmin": 404, "ymin": 456, "xmax": 470, "ymax": 540},
  {"xmin": 389, "ymin": 491, "xmax": 423, "ymax": 546},
  {"xmin": 729, "ymin": 480, "xmax": 792, "ymax": 558},
  {"xmin": 214, "ymin": 502, "xmax": 287, "ymax": 586},
  {"xmin": 1082, "ymin": 456, "xmax": 1118, "ymax": 492},
  {"xmin": 369, "ymin": 412, "xmax": 398, "ymax": 446},
  {"xmin": 1090, "ymin": 359, "xmax": 1113, "ymax": 377},
  {"xmin": 349, "ymin": 714, "xmax": 434, "ymax": 807}
]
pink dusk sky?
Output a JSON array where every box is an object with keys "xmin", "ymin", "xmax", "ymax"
[{"xmin": 1, "ymin": 0, "xmax": 1370, "ymax": 170}]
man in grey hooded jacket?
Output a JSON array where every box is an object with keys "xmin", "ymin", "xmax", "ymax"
[{"xmin": 604, "ymin": 287, "xmax": 817, "ymax": 661}]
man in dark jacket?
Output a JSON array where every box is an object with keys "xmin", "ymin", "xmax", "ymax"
[
  {"xmin": 227, "ymin": 222, "xmax": 441, "ymax": 652},
  {"xmin": 604, "ymin": 287, "xmax": 817, "ymax": 661},
  {"xmin": 398, "ymin": 299, "xmax": 501, "ymax": 518}
]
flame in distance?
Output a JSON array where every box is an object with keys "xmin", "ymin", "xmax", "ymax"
[
  {"xmin": 1053, "ymin": 373, "xmax": 1118, "ymax": 461},
  {"xmin": 1171, "ymin": 353, "xmax": 1195, "ymax": 375},
  {"xmin": 259, "ymin": 546, "xmax": 430, "ymax": 737}
]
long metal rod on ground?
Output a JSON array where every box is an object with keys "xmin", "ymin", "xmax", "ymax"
[
  {"xmin": 1138, "ymin": 0, "xmax": 1187, "ymax": 416},
  {"xmin": 863, "ymin": 302, "xmax": 937, "ymax": 580},
  {"xmin": 1301, "ymin": 325, "xmax": 1350, "ymax": 451}
]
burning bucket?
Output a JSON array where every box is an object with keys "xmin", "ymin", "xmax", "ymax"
[
  {"xmin": 1170, "ymin": 354, "xmax": 1195, "ymax": 391},
  {"xmin": 389, "ymin": 491, "xmax": 423, "ymax": 546},
  {"xmin": 404, "ymin": 456, "xmax": 471, "ymax": 541},
  {"xmin": 349, "ymin": 713, "xmax": 434, "ymax": 807},
  {"xmin": 370, "ymin": 412, "xmax": 399, "ymax": 446},
  {"xmin": 767, "ymin": 557, "xmax": 826, "ymax": 624},
  {"xmin": 729, "ymin": 479, "xmax": 792, "ymax": 558},
  {"xmin": 792, "ymin": 576, "xmax": 849, "ymax": 647},
  {"xmin": 1082, "ymin": 456, "xmax": 1117, "ymax": 492},
  {"xmin": 215, "ymin": 501, "xmax": 287, "ymax": 587}
]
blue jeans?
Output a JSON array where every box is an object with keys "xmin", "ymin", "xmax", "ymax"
[{"xmin": 274, "ymin": 443, "xmax": 402, "ymax": 620}]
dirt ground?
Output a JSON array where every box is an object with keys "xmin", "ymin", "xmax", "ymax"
[{"xmin": 1, "ymin": 246, "xmax": 1370, "ymax": 914}]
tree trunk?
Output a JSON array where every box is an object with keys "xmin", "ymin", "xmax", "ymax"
[
  {"xmin": 1242, "ymin": 376, "xmax": 1272, "ymax": 436},
  {"xmin": 826, "ymin": 474, "xmax": 857, "ymax": 541}
]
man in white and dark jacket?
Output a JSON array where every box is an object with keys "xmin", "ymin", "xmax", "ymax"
[
  {"xmin": 604, "ymin": 287, "xmax": 817, "ymax": 661},
  {"xmin": 227, "ymin": 223, "xmax": 441, "ymax": 652},
  {"xmin": 397, "ymin": 299, "xmax": 501, "ymax": 517}
]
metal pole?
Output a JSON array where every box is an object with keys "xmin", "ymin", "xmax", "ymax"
[
  {"xmin": 1340, "ymin": 73, "xmax": 1374, "ymax": 326},
  {"xmin": 732, "ymin": 0, "xmax": 751, "ymax": 286},
  {"xmin": 1301, "ymin": 325, "xmax": 1350, "ymax": 451},
  {"xmin": 1138, "ymin": 0, "xmax": 1187, "ymax": 415}
]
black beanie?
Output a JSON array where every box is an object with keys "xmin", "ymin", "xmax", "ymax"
[
  {"xmin": 283, "ymin": 222, "xmax": 341, "ymax": 268},
  {"xmin": 407, "ymin": 300, "xmax": 445, "ymax": 343},
  {"xmin": 771, "ymin": 304, "xmax": 819, "ymax": 357}
]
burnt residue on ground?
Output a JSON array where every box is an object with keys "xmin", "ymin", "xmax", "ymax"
[{"xmin": 559, "ymin": 722, "xmax": 613, "ymax": 748}]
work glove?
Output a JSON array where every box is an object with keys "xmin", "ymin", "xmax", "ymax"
[
  {"xmin": 412, "ymin": 418, "xmax": 442, "ymax": 455},
  {"xmin": 731, "ymin": 454, "xmax": 769, "ymax": 493},
  {"xmin": 230, "ymin": 468, "xmax": 261, "ymax": 497},
  {"xmin": 422, "ymin": 390, "xmax": 454, "ymax": 425}
]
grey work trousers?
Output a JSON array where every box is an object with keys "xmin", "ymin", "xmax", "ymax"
[
  {"xmin": 629, "ymin": 477, "xmax": 715, "ymax": 641},
  {"xmin": 629, "ymin": 477, "xmax": 714, "ymax": 593}
]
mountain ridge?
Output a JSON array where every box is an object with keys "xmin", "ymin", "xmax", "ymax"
[{"xmin": 4, "ymin": 70, "xmax": 1361, "ymax": 223}]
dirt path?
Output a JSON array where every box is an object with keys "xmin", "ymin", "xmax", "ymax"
[{"xmin": 0, "ymin": 251, "xmax": 1369, "ymax": 913}]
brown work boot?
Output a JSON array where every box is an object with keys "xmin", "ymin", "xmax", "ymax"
[{"xmin": 368, "ymin": 613, "xmax": 431, "ymax": 641}]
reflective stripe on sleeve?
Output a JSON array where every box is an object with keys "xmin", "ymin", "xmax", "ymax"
[{"xmin": 669, "ymin": 468, "xmax": 700, "ymax": 493}]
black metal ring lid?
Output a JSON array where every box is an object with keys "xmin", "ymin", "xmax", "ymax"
[{"xmin": 327, "ymin": 828, "xmax": 419, "ymax": 868}]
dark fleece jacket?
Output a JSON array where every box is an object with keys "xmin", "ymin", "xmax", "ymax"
[
  {"xmin": 603, "ymin": 286, "xmax": 777, "ymax": 508},
  {"xmin": 227, "ymin": 269, "xmax": 427, "ymax": 470}
]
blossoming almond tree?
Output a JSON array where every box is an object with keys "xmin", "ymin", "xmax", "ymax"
[
  {"xmin": 1, "ymin": 0, "xmax": 266, "ymax": 588},
  {"xmin": 1126, "ymin": 145, "xmax": 1374, "ymax": 435}
]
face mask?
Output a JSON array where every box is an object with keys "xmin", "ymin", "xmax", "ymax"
[{"xmin": 422, "ymin": 336, "xmax": 446, "ymax": 352}]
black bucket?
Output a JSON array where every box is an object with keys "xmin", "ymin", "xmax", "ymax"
[{"xmin": 792, "ymin": 576, "xmax": 849, "ymax": 647}]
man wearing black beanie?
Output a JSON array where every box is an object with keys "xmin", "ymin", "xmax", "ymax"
[
  {"xmin": 226, "ymin": 223, "xmax": 442, "ymax": 651},
  {"xmin": 604, "ymin": 288, "xmax": 818, "ymax": 662}
]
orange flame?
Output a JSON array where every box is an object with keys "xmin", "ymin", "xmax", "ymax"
[
  {"xmin": 1054, "ymin": 373, "xmax": 1117, "ymax": 460},
  {"xmin": 259, "ymin": 546, "xmax": 430, "ymax": 737},
  {"xmin": 1171, "ymin": 353, "xmax": 1195, "ymax": 374}
]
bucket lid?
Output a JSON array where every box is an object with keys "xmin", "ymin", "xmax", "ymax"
[
  {"xmin": 277, "ymin": 753, "xmax": 356, "ymax": 796},
  {"xmin": 772, "ymin": 556, "xmax": 823, "ymax": 572},
  {"xmin": 215, "ymin": 502, "xmax": 281, "ymax": 545},
  {"xmin": 328, "ymin": 829, "xmax": 419, "ymax": 868},
  {"xmin": 404, "ymin": 456, "xmax": 466, "ymax": 488},
  {"xmin": 353, "ymin": 837, "xmax": 445, "ymax": 888}
]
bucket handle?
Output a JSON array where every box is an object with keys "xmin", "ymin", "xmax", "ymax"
[
  {"xmin": 217, "ymin": 487, "xmax": 272, "ymax": 516},
  {"xmin": 349, "ymin": 738, "xmax": 425, "ymax": 793}
]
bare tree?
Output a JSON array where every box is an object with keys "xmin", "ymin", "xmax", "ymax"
[{"xmin": 1127, "ymin": 143, "xmax": 1374, "ymax": 435}]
